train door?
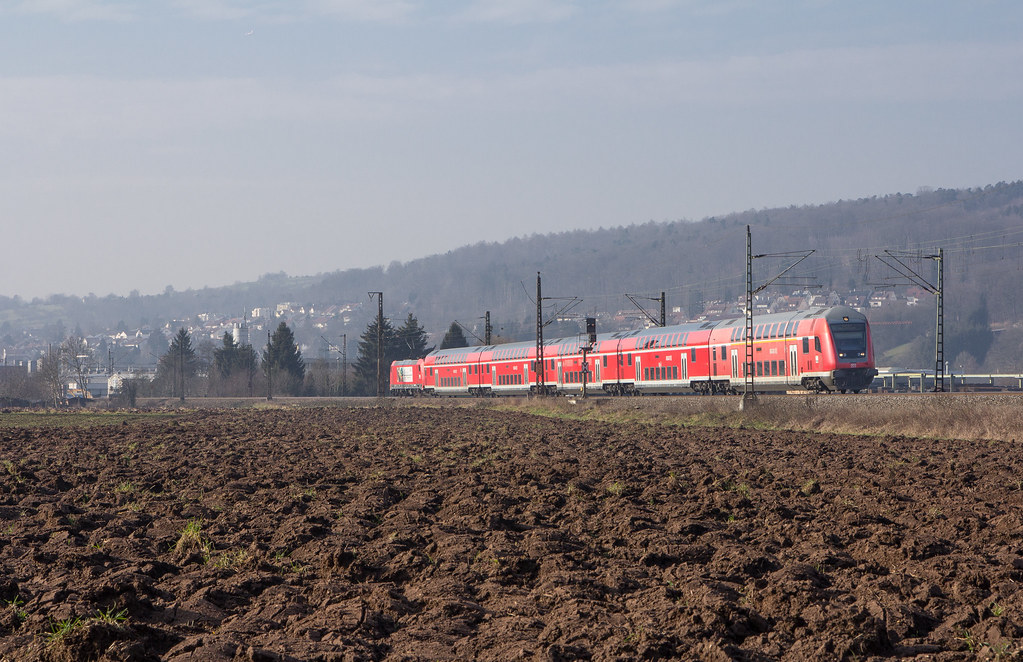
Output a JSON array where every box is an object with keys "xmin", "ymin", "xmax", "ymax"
[
  {"xmin": 635, "ymin": 356, "xmax": 642, "ymax": 382},
  {"xmin": 731, "ymin": 349, "xmax": 739, "ymax": 378},
  {"xmin": 594, "ymin": 359, "xmax": 600, "ymax": 384},
  {"xmin": 616, "ymin": 339, "xmax": 625, "ymax": 388},
  {"xmin": 491, "ymin": 365, "xmax": 497, "ymax": 387},
  {"xmin": 523, "ymin": 363, "xmax": 529, "ymax": 386},
  {"xmin": 557, "ymin": 361, "xmax": 563, "ymax": 386},
  {"xmin": 462, "ymin": 368, "xmax": 467, "ymax": 388},
  {"xmin": 680, "ymin": 354, "xmax": 688, "ymax": 381},
  {"xmin": 789, "ymin": 346, "xmax": 798, "ymax": 381}
]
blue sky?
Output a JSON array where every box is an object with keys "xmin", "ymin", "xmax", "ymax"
[{"xmin": 2, "ymin": 1, "xmax": 1021, "ymax": 299}]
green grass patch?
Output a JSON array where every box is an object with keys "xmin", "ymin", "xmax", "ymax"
[{"xmin": 0, "ymin": 411, "xmax": 180, "ymax": 429}]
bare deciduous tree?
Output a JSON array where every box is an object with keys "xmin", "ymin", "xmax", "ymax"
[
  {"xmin": 39, "ymin": 347, "xmax": 65, "ymax": 407},
  {"xmin": 61, "ymin": 336, "xmax": 93, "ymax": 401}
]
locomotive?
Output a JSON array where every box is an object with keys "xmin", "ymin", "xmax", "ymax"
[{"xmin": 390, "ymin": 306, "xmax": 876, "ymax": 397}]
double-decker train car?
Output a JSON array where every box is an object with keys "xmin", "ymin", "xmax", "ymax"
[{"xmin": 389, "ymin": 306, "xmax": 876, "ymax": 396}]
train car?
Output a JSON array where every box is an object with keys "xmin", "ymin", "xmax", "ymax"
[
  {"xmin": 389, "ymin": 306, "xmax": 876, "ymax": 396},
  {"xmin": 389, "ymin": 359, "xmax": 424, "ymax": 396}
]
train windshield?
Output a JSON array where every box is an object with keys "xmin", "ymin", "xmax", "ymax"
[{"xmin": 829, "ymin": 322, "xmax": 867, "ymax": 359}]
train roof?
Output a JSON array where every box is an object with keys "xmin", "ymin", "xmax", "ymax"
[{"xmin": 421, "ymin": 305, "xmax": 866, "ymax": 363}]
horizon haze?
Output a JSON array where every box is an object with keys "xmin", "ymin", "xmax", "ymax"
[{"xmin": 2, "ymin": 1, "xmax": 1021, "ymax": 300}]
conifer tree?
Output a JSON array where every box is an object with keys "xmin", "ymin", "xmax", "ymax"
[
  {"xmin": 439, "ymin": 321, "xmax": 469, "ymax": 349},
  {"xmin": 158, "ymin": 328, "xmax": 197, "ymax": 401},
  {"xmin": 354, "ymin": 316, "xmax": 397, "ymax": 396},
  {"xmin": 262, "ymin": 322, "xmax": 305, "ymax": 395},
  {"xmin": 394, "ymin": 313, "xmax": 433, "ymax": 360},
  {"xmin": 213, "ymin": 332, "xmax": 259, "ymax": 395}
]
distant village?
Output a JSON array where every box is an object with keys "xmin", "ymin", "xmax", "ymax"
[{"xmin": 0, "ymin": 287, "xmax": 925, "ymax": 400}]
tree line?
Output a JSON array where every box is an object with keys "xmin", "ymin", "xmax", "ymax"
[{"xmin": 0, "ymin": 313, "xmax": 469, "ymax": 405}]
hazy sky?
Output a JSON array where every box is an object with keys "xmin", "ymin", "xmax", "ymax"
[{"xmin": 2, "ymin": 1, "xmax": 1021, "ymax": 300}]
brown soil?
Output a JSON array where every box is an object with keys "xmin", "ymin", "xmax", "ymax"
[{"xmin": 1, "ymin": 406, "xmax": 1022, "ymax": 661}]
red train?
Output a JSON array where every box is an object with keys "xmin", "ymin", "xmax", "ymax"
[{"xmin": 390, "ymin": 306, "xmax": 877, "ymax": 396}]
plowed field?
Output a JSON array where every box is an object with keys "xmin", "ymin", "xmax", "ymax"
[{"xmin": 1, "ymin": 406, "xmax": 1022, "ymax": 661}]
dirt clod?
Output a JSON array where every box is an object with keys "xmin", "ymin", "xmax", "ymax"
[{"xmin": 2, "ymin": 406, "xmax": 1022, "ymax": 660}]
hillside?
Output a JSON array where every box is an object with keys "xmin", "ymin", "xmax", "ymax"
[{"xmin": 2, "ymin": 181, "xmax": 1023, "ymax": 372}]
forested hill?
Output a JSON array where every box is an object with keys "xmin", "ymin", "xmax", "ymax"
[{"xmin": 3, "ymin": 180, "xmax": 1023, "ymax": 370}]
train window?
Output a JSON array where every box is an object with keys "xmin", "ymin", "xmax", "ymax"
[
  {"xmin": 673, "ymin": 366, "xmax": 678, "ymax": 379},
  {"xmin": 712, "ymin": 347, "xmax": 717, "ymax": 360},
  {"xmin": 628, "ymin": 354, "xmax": 633, "ymax": 366},
  {"xmin": 771, "ymin": 361, "xmax": 778, "ymax": 376},
  {"xmin": 756, "ymin": 362, "xmax": 763, "ymax": 376},
  {"xmin": 814, "ymin": 337, "xmax": 821, "ymax": 352},
  {"xmin": 690, "ymin": 348, "xmax": 696, "ymax": 362},
  {"xmin": 721, "ymin": 346, "xmax": 727, "ymax": 359},
  {"xmin": 802, "ymin": 337, "xmax": 810, "ymax": 354},
  {"xmin": 603, "ymin": 356, "xmax": 607, "ymax": 367}
]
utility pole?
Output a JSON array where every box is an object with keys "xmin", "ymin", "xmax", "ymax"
[
  {"xmin": 320, "ymin": 334, "xmax": 350, "ymax": 397},
  {"xmin": 745, "ymin": 225, "xmax": 816, "ymax": 404},
  {"xmin": 484, "ymin": 311, "xmax": 492, "ymax": 345},
  {"xmin": 626, "ymin": 292, "xmax": 666, "ymax": 327},
  {"xmin": 876, "ymin": 248, "xmax": 944, "ymax": 391},
  {"xmin": 533, "ymin": 272, "xmax": 582, "ymax": 397},
  {"xmin": 536, "ymin": 274, "xmax": 544, "ymax": 395},
  {"xmin": 178, "ymin": 334, "xmax": 185, "ymax": 403},
  {"xmin": 369, "ymin": 292, "xmax": 384, "ymax": 397},
  {"xmin": 265, "ymin": 329, "xmax": 272, "ymax": 401},
  {"xmin": 745, "ymin": 227, "xmax": 754, "ymax": 400}
]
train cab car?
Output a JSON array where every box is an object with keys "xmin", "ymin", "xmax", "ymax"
[
  {"xmin": 811, "ymin": 306, "xmax": 877, "ymax": 392},
  {"xmin": 389, "ymin": 359, "xmax": 424, "ymax": 396}
]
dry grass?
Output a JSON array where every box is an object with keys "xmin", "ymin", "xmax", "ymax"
[{"xmin": 482, "ymin": 393, "xmax": 1023, "ymax": 442}]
